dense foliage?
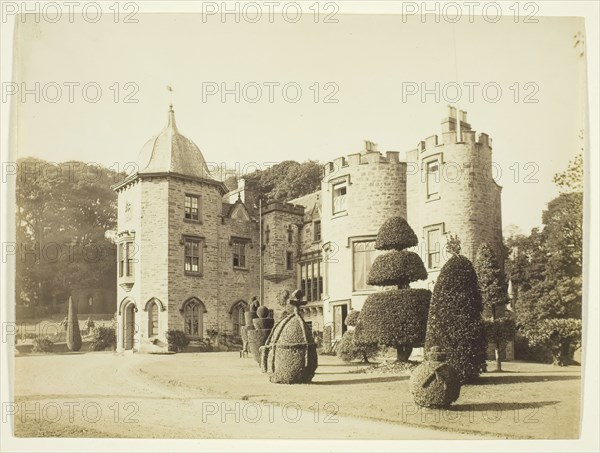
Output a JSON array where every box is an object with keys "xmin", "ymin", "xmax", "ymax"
[
  {"xmin": 32, "ymin": 336, "xmax": 54, "ymax": 353},
  {"xmin": 356, "ymin": 216, "xmax": 431, "ymax": 362},
  {"xmin": 336, "ymin": 330, "xmax": 380, "ymax": 363},
  {"xmin": 344, "ymin": 309, "xmax": 361, "ymax": 327},
  {"xmin": 506, "ymin": 154, "xmax": 583, "ymax": 365},
  {"xmin": 89, "ymin": 326, "xmax": 116, "ymax": 351},
  {"xmin": 16, "ymin": 157, "xmax": 121, "ymax": 308},
  {"xmin": 425, "ymin": 255, "xmax": 487, "ymax": 384},
  {"xmin": 166, "ymin": 329, "xmax": 190, "ymax": 352},
  {"xmin": 225, "ymin": 160, "xmax": 323, "ymax": 204}
]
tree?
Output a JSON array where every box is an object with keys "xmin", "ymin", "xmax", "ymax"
[
  {"xmin": 355, "ymin": 217, "xmax": 431, "ymax": 362},
  {"xmin": 16, "ymin": 158, "xmax": 121, "ymax": 308},
  {"xmin": 445, "ymin": 234, "xmax": 462, "ymax": 257},
  {"xmin": 66, "ymin": 296, "xmax": 82, "ymax": 351},
  {"xmin": 506, "ymin": 154, "xmax": 583, "ymax": 365},
  {"xmin": 425, "ymin": 255, "xmax": 487, "ymax": 384},
  {"xmin": 475, "ymin": 243, "xmax": 513, "ymax": 371}
]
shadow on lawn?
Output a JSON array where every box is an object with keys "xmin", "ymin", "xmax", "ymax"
[
  {"xmin": 474, "ymin": 374, "xmax": 580, "ymax": 385},
  {"xmin": 450, "ymin": 400, "xmax": 560, "ymax": 412},
  {"xmin": 312, "ymin": 375, "xmax": 409, "ymax": 385}
]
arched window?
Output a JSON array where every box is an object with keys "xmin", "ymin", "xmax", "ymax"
[
  {"xmin": 183, "ymin": 298, "xmax": 205, "ymax": 338},
  {"xmin": 231, "ymin": 302, "xmax": 246, "ymax": 336},
  {"xmin": 148, "ymin": 302, "xmax": 159, "ymax": 337}
]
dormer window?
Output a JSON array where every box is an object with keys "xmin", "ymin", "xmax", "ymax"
[{"xmin": 184, "ymin": 194, "xmax": 200, "ymax": 221}]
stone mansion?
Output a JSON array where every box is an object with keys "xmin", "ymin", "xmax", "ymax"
[{"xmin": 113, "ymin": 106, "xmax": 503, "ymax": 353}]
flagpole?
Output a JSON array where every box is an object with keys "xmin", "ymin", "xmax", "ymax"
[{"xmin": 259, "ymin": 198, "xmax": 263, "ymax": 306}]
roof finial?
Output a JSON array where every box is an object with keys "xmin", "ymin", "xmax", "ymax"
[{"xmin": 167, "ymin": 103, "xmax": 177, "ymax": 129}]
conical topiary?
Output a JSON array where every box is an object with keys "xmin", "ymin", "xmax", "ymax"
[
  {"xmin": 425, "ymin": 255, "xmax": 487, "ymax": 384},
  {"xmin": 409, "ymin": 346, "xmax": 461, "ymax": 408},
  {"xmin": 66, "ymin": 296, "xmax": 82, "ymax": 352},
  {"xmin": 260, "ymin": 290, "xmax": 318, "ymax": 384},
  {"xmin": 355, "ymin": 216, "xmax": 431, "ymax": 362}
]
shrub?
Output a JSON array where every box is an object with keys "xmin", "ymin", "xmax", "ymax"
[
  {"xmin": 521, "ymin": 318, "xmax": 581, "ymax": 366},
  {"xmin": 66, "ymin": 296, "xmax": 82, "ymax": 352},
  {"xmin": 425, "ymin": 255, "xmax": 487, "ymax": 384},
  {"xmin": 357, "ymin": 289, "xmax": 431, "ymax": 348},
  {"xmin": 409, "ymin": 346, "xmax": 461, "ymax": 408},
  {"xmin": 355, "ymin": 216, "xmax": 431, "ymax": 362},
  {"xmin": 367, "ymin": 251, "xmax": 428, "ymax": 288},
  {"xmin": 375, "ymin": 216, "xmax": 418, "ymax": 250},
  {"xmin": 165, "ymin": 329, "xmax": 190, "ymax": 352},
  {"xmin": 89, "ymin": 326, "xmax": 116, "ymax": 351},
  {"xmin": 336, "ymin": 330, "xmax": 379, "ymax": 363},
  {"xmin": 484, "ymin": 318, "xmax": 516, "ymax": 357},
  {"xmin": 32, "ymin": 336, "xmax": 54, "ymax": 353},
  {"xmin": 345, "ymin": 309, "xmax": 360, "ymax": 327}
]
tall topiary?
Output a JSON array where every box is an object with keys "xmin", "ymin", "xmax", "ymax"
[
  {"xmin": 355, "ymin": 217, "xmax": 431, "ymax": 362},
  {"xmin": 425, "ymin": 255, "xmax": 487, "ymax": 384},
  {"xmin": 475, "ymin": 243, "xmax": 514, "ymax": 371},
  {"xmin": 66, "ymin": 296, "xmax": 82, "ymax": 352}
]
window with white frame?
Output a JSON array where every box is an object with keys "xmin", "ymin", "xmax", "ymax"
[
  {"xmin": 184, "ymin": 237, "xmax": 202, "ymax": 274},
  {"xmin": 426, "ymin": 228, "xmax": 442, "ymax": 269},
  {"xmin": 353, "ymin": 240, "xmax": 376, "ymax": 291},
  {"xmin": 184, "ymin": 194, "xmax": 200, "ymax": 221},
  {"xmin": 232, "ymin": 240, "xmax": 247, "ymax": 269},
  {"xmin": 426, "ymin": 159, "xmax": 440, "ymax": 199}
]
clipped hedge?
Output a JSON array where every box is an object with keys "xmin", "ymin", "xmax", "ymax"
[
  {"xmin": 367, "ymin": 251, "xmax": 428, "ymax": 287},
  {"xmin": 89, "ymin": 326, "xmax": 116, "ymax": 351},
  {"xmin": 375, "ymin": 216, "xmax": 418, "ymax": 251},
  {"xmin": 337, "ymin": 330, "xmax": 379, "ymax": 363},
  {"xmin": 425, "ymin": 255, "xmax": 487, "ymax": 384},
  {"xmin": 521, "ymin": 318, "xmax": 582, "ymax": 366},
  {"xmin": 356, "ymin": 289, "xmax": 431, "ymax": 348}
]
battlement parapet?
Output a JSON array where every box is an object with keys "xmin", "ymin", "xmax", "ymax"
[{"xmin": 324, "ymin": 146, "xmax": 406, "ymax": 176}]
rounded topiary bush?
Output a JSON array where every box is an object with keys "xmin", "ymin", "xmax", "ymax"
[
  {"xmin": 367, "ymin": 251, "xmax": 428, "ymax": 288},
  {"xmin": 336, "ymin": 330, "xmax": 379, "ymax": 363},
  {"xmin": 425, "ymin": 255, "xmax": 487, "ymax": 384},
  {"xmin": 357, "ymin": 289, "xmax": 431, "ymax": 349},
  {"xmin": 409, "ymin": 346, "xmax": 461, "ymax": 408},
  {"xmin": 375, "ymin": 216, "xmax": 418, "ymax": 251},
  {"xmin": 257, "ymin": 305, "xmax": 270, "ymax": 319}
]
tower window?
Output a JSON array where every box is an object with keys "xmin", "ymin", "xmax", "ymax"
[
  {"xmin": 184, "ymin": 194, "xmax": 200, "ymax": 221},
  {"xmin": 353, "ymin": 240, "xmax": 376, "ymax": 291},
  {"xmin": 184, "ymin": 237, "xmax": 202, "ymax": 275},
  {"xmin": 286, "ymin": 251, "xmax": 294, "ymax": 270},
  {"xmin": 119, "ymin": 241, "xmax": 135, "ymax": 277},
  {"xmin": 333, "ymin": 183, "xmax": 347, "ymax": 214},
  {"xmin": 426, "ymin": 160, "xmax": 440, "ymax": 200},
  {"xmin": 426, "ymin": 228, "xmax": 441, "ymax": 269},
  {"xmin": 287, "ymin": 226, "xmax": 293, "ymax": 244},
  {"xmin": 232, "ymin": 240, "xmax": 247, "ymax": 269}
]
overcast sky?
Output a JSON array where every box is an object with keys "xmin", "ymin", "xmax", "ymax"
[{"xmin": 12, "ymin": 12, "xmax": 586, "ymax": 234}]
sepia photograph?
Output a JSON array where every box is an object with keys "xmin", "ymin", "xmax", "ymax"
[{"xmin": 0, "ymin": 1, "xmax": 598, "ymax": 451}]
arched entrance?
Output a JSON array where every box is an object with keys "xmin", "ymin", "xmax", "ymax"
[
  {"xmin": 230, "ymin": 300, "xmax": 247, "ymax": 337},
  {"xmin": 124, "ymin": 302, "xmax": 136, "ymax": 350},
  {"xmin": 181, "ymin": 298, "xmax": 206, "ymax": 339}
]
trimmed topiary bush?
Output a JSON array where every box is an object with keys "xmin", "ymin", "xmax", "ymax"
[
  {"xmin": 425, "ymin": 255, "xmax": 487, "ymax": 384},
  {"xmin": 336, "ymin": 330, "xmax": 379, "ymax": 363},
  {"xmin": 355, "ymin": 216, "xmax": 431, "ymax": 362},
  {"xmin": 261, "ymin": 290, "xmax": 318, "ymax": 383},
  {"xmin": 375, "ymin": 216, "xmax": 418, "ymax": 251},
  {"xmin": 32, "ymin": 336, "xmax": 54, "ymax": 353},
  {"xmin": 66, "ymin": 296, "xmax": 82, "ymax": 352},
  {"xmin": 248, "ymin": 306, "xmax": 275, "ymax": 363},
  {"xmin": 409, "ymin": 346, "xmax": 461, "ymax": 408},
  {"xmin": 89, "ymin": 326, "xmax": 116, "ymax": 351},
  {"xmin": 166, "ymin": 329, "xmax": 190, "ymax": 352},
  {"xmin": 367, "ymin": 251, "xmax": 428, "ymax": 288}
]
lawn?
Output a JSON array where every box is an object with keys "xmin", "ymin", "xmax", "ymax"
[{"xmin": 133, "ymin": 352, "xmax": 581, "ymax": 439}]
